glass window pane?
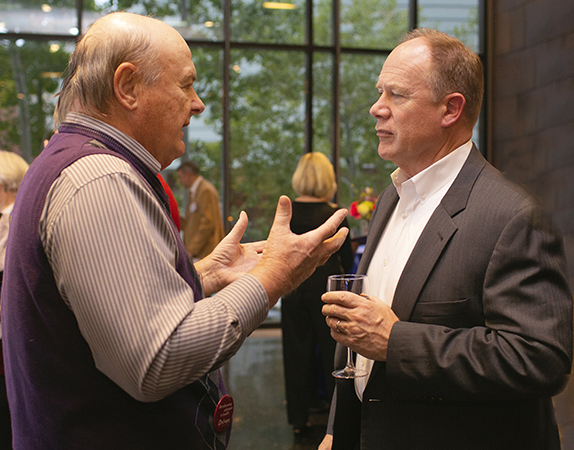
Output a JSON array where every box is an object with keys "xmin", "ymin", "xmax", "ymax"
[
  {"xmin": 83, "ymin": 0, "xmax": 224, "ymax": 41},
  {"xmin": 314, "ymin": 0, "xmax": 332, "ymax": 46},
  {"xmin": 0, "ymin": 1, "xmax": 79, "ymax": 35},
  {"xmin": 163, "ymin": 47, "xmax": 224, "ymax": 213},
  {"xmin": 228, "ymin": 49, "xmax": 306, "ymax": 241},
  {"xmin": 340, "ymin": 0, "xmax": 409, "ymax": 50},
  {"xmin": 312, "ymin": 51, "xmax": 333, "ymax": 156},
  {"xmin": 418, "ymin": 0, "xmax": 480, "ymax": 52},
  {"xmin": 0, "ymin": 39, "xmax": 70, "ymax": 162},
  {"xmin": 231, "ymin": 0, "xmax": 305, "ymax": 45},
  {"xmin": 339, "ymin": 53, "xmax": 395, "ymax": 237}
]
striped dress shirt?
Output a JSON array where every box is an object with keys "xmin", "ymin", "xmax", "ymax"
[{"xmin": 40, "ymin": 112, "xmax": 269, "ymax": 402}]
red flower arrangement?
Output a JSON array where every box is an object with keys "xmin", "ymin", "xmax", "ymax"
[{"xmin": 349, "ymin": 187, "xmax": 377, "ymax": 221}]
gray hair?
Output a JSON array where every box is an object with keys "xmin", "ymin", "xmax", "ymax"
[
  {"xmin": 0, "ymin": 151, "xmax": 29, "ymax": 192},
  {"xmin": 402, "ymin": 28, "xmax": 484, "ymax": 127},
  {"xmin": 54, "ymin": 13, "xmax": 165, "ymax": 126}
]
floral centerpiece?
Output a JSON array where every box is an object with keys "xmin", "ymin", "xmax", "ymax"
[{"xmin": 349, "ymin": 187, "xmax": 377, "ymax": 221}]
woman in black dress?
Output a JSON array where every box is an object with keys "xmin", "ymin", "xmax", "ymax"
[{"xmin": 281, "ymin": 152, "xmax": 354, "ymax": 435}]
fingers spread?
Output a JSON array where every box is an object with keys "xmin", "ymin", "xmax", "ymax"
[
  {"xmin": 307, "ymin": 208, "xmax": 348, "ymax": 246},
  {"xmin": 244, "ymin": 240, "xmax": 266, "ymax": 254},
  {"xmin": 225, "ymin": 211, "xmax": 248, "ymax": 242},
  {"xmin": 270, "ymin": 195, "xmax": 292, "ymax": 229},
  {"xmin": 319, "ymin": 228, "xmax": 349, "ymax": 262}
]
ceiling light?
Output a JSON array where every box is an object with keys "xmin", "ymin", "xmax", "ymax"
[{"xmin": 263, "ymin": 2, "xmax": 296, "ymax": 9}]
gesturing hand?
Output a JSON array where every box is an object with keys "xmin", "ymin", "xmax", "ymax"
[
  {"xmin": 195, "ymin": 211, "xmax": 265, "ymax": 296},
  {"xmin": 250, "ymin": 195, "xmax": 349, "ymax": 306}
]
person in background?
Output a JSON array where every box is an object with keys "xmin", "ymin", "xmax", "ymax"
[
  {"xmin": 1, "ymin": 12, "xmax": 349, "ymax": 450},
  {"xmin": 281, "ymin": 152, "xmax": 354, "ymax": 437},
  {"xmin": 177, "ymin": 161, "xmax": 224, "ymax": 262},
  {"xmin": 320, "ymin": 28, "xmax": 572, "ymax": 450},
  {"xmin": 0, "ymin": 150, "xmax": 29, "ymax": 450}
]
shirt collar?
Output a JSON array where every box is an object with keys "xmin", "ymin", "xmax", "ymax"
[
  {"xmin": 1, "ymin": 203, "xmax": 13, "ymax": 216},
  {"xmin": 391, "ymin": 140, "xmax": 473, "ymax": 202},
  {"xmin": 65, "ymin": 112, "xmax": 162, "ymax": 174},
  {"xmin": 190, "ymin": 176, "xmax": 202, "ymax": 197}
]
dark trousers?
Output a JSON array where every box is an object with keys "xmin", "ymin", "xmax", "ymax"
[
  {"xmin": 281, "ymin": 286, "xmax": 336, "ymax": 427},
  {"xmin": 0, "ymin": 374, "xmax": 12, "ymax": 449}
]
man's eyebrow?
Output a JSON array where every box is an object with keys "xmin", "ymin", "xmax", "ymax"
[
  {"xmin": 376, "ymin": 80, "xmax": 403, "ymax": 92},
  {"xmin": 183, "ymin": 70, "xmax": 197, "ymax": 84}
]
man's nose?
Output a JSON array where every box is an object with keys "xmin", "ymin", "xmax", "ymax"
[
  {"xmin": 370, "ymin": 95, "xmax": 389, "ymax": 119},
  {"xmin": 190, "ymin": 89, "xmax": 206, "ymax": 115}
]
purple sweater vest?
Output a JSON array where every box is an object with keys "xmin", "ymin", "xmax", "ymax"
[{"xmin": 1, "ymin": 124, "xmax": 229, "ymax": 449}]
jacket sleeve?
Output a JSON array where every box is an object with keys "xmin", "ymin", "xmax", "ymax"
[{"xmin": 385, "ymin": 202, "xmax": 573, "ymax": 402}]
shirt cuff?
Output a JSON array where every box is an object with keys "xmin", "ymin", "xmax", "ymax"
[{"xmin": 214, "ymin": 274, "xmax": 269, "ymax": 335}]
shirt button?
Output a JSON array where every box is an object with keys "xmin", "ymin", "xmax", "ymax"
[
  {"xmin": 401, "ymin": 212, "xmax": 408, "ymax": 219},
  {"xmin": 383, "ymin": 259, "xmax": 388, "ymax": 266}
]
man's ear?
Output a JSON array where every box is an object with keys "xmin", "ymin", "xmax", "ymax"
[
  {"xmin": 441, "ymin": 93, "xmax": 465, "ymax": 128},
  {"xmin": 113, "ymin": 62, "xmax": 139, "ymax": 111}
]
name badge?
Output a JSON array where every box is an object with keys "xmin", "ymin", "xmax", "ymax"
[{"xmin": 214, "ymin": 394, "xmax": 234, "ymax": 433}]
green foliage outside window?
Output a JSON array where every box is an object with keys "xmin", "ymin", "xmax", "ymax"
[
  {"xmin": 0, "ymin": 0, "xmax": 479, "ymax": 241},
  {"xmin": 0, "ymin": 40, "xmax": 69, "ymax": 160}
]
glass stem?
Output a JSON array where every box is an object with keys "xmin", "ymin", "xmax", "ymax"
[{"xmin": 346, "ymin": 347, "xmax": 355, "ymax": 369}]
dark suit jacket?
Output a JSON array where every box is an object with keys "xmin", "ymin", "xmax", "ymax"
[{"xmin": 331, "ymin": 146, "xmax": 573, "ymax": 450}]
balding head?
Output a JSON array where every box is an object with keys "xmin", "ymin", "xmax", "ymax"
[
  {"xmin": 401, "ymin": 28, "xmax": 484, "ymax": 128},
  {"xmin": 54, "ymin": 13, "xmax": 181, "ymax": 125}
]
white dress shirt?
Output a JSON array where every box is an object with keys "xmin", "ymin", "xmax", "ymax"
[
  {"xmin": 355, "ymin": 141, "xmax": 473, "ymax": 400},
  {"xmin": 188, "ymin": 175, "xmax": 202, "ymax": 214}
]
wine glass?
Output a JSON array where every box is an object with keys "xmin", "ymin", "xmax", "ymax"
[{"xmin": 327, "ymin": 274, "xmax": 369, "ymax": 379}]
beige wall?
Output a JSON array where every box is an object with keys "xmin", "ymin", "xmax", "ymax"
[{"xmin": 489, "ymin": 0, "xmax": 574, "ymax": 288}]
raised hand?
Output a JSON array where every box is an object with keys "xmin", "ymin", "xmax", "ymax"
[
  {"xmin": 195, "ymin": 211, "xmax": 265, "ymax": 296},
  {"xmin": 250, "ymin": 195, "xmax": 349, "ymax": 306}
]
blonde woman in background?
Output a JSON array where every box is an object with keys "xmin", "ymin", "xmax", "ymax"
[
  {"xmin": 281, "ymin": 152, "xmax": 354, "ymax": 440},
  {"xmin": 0, "ymin": 150, "xmax": 29, "ymax": 450},
  {"xmin": 0, "ymin": 150, "xmax": 29, "ymax": 303}
]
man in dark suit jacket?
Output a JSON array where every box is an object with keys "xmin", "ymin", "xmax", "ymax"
[{"xmin": 320, "ymin": 28, "xmax": 573, "ymax": 450}]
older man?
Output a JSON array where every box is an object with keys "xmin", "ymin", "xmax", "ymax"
[
  {"xmin": 1, "ymin": 12, "xmax": 348, "ymax": 450},
  {"xmin": 320, "ymin": 28, "xmax": 572, "ymax": 450}
]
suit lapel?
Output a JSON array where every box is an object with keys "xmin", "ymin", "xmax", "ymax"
[
  {"xmin": 371, "ymin": 146, "xmax": 485, "ymax": 318},
  {"xmin": 356, "ymin": 186, "xmax": 398, "ymax": 276},
  {"xmin": 391, "ymin": 206, "xmax": 457, "ymax": 320},
  {"xmin": 366, "ymin": 146, "xmax": 486, "ymax": 380}
]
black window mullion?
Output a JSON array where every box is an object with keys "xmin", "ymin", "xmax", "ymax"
[
  {"xmin": 305, "ymin": 0, "xmax": 314, "ymax": 154},
  {"xmin": 332, "ymin": 0, "xmax": 341, "ymax": 204},
  {"xmin": 222, "ymin": 0, "xmax": 232, "ymax": 232}
]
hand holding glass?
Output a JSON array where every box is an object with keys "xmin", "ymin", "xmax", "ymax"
[{"xmin": 327, "ymin": 274, "xmax": 369, "ymax": 379}]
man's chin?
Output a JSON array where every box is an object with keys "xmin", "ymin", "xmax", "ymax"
[
  {"xmin": 159, "ymin": 145, "xmax": 186, "ymax": 170},
  {"xmin": 378, "ymin": 145, "xmax": 393, "ymax": 162}
]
